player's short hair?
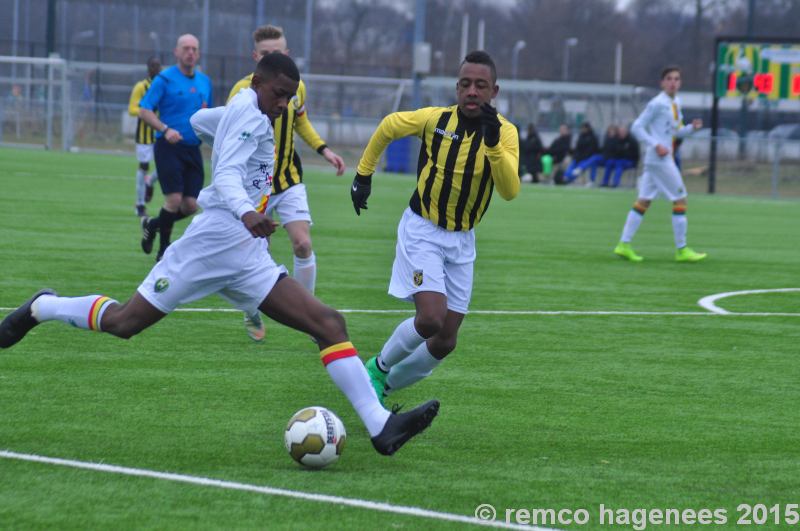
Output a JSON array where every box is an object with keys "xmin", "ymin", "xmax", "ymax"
[
  {"xmin": 462, "ymin": 50, "xmax": 497, "ymax": 83},
  {"xmin": 255, "ymin": 52, "xmax": 300, "ymax": 82},
  {"xmin": 146, "ymin": 56, "xmax": 160, "ymax": 67},
  {"xmin": 661, "ymin": 65, "xmax": 681, "ymax": 79},
  {"xmin": 253, "ymin": 25, "xmax": 284, "ymax": 44}
]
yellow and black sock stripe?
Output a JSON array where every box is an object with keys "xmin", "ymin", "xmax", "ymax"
[
  {"xmin": 672, "ymin": 204, "xmax": 687, "ymax": 216},
  {"xmin": 320, "ymin": 341, "xmax": 358, "ymax": 366},
  {"xmin": 87, "ymin": 296, "xmax": 114, "ymax": 331},
  {"xmin": 632, "ymin": 200, "xmax": 649, "ymax": 216}
]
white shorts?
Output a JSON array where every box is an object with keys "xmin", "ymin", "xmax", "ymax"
[
  {"xmin": 388, "ymin": 208, "xmax": 476, "ymax": 315},
  {"xmin": 136, "ymin": 144, "xmax": 154, "ymax": 164},
  {"xmin": 137, "ymin": 210, "xmax": 288, "ymax": 315},
  {"xmin": 266, "ymin": 183, "xmax": 312, "ymax": 226},
  {"xmin": 638, "ymin": 159, "xmax": 687, "ymax": 201}
]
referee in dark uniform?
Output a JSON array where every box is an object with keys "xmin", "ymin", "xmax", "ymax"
[{"xmin": 138, "ymin": 33, "xmax": 213, "ymax": 261}]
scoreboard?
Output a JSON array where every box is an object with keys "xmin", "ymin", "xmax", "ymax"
[{"xmin": 715, "ymin": 41, "xmax": 800, "ymax": 100}]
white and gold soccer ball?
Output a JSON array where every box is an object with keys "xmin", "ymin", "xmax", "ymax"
[{"xmin": 284, "ymin": 406, "xmax": 346, "ymax": 469}]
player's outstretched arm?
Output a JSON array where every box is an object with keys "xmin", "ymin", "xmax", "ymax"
[{"xmin": 677, "ymin": 118, "xmax": 703, "ymax": 138}]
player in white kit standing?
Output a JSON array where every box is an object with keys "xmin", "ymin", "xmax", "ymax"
[
  {"xmin": 0, "ymin": 53, "xmax": 438, "ymax": 457},
  {"xmin": 613, "ymin": 65, "xmax": 707, "ymax": 263}
]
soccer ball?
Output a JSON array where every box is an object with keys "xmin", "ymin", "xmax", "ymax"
[{"xmin": 284, "ymin": 406, "xmax": 347, "ymax": 469}]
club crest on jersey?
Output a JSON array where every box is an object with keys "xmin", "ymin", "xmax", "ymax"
[
  {"xmin": 413, "ymin": 269, "xmax": 424, "ymax": 287},
  {"xmin": 238, "ymin": 131, "xmax": 252, "ymax": 141},
  {"xmin": 155, "ymin": 278, "xmax": 170, "ymax": 293},
  {"xmin": 434, "ymin": 127, "xmax": 459, "ymax": 141}
]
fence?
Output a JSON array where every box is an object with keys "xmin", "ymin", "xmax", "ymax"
[{"xmin": 1, "ymin": 55, "xmax": 798, "ymax": 199}]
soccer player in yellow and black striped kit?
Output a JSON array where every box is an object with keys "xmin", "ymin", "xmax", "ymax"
[
  {"xmin": 127, "ymin": 56, "xmax": 161, "ymax": 218},
  {"xmin": 227, "ymin": 25, "xmax": 346, "ymax": 342},
  {"xmin": 352, "ymin": 51, "xmax": 520, "ymax": 406}
]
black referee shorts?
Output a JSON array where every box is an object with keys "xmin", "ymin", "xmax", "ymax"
[{"xmin": 153, "ymin": 137, "xmax": 205, "ymax": 198}]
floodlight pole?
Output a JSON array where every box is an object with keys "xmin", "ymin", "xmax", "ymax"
[
  {"xmin": 304, "ymin": 0, "xmax": 313, "ymax": 73},
  {"xmin": 709, "ymin": 36, "xmax": 720, "ymax": 194}
]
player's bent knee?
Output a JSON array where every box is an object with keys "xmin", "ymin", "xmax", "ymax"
[
  {"xmin": 292, "ymin": 239, "xmax": 312, "ymax": 258},
  {"xmin": 314, "ymin": 308, "xmax": 348, "ymax": 344},
  {"xmin": 415, "ymin": 313, "xmax": 445, "ymax": 339},
  {"xmin": 139, "ymin": 162, "xmax": 150, "ymax": 172}
]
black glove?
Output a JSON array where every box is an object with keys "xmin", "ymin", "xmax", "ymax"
[
  {"xmin": 351, "ymin": 173, "xmax": 372, "ymax": 216},
  {"xmin": 480, "ymin": 103, "xmax": 502, "ymax": 147}
]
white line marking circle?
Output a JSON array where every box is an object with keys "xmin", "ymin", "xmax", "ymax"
[{"xmin": 697, "ymin": 288, "xmax": 800, "ymax": 315}]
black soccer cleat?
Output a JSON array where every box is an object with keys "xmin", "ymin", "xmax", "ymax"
[
  {"xmin": 0, "ymin": 289, "xmax": 57, "ymax": 349},
  {"xmin": 371, "ymin": 399, "xmax": 439, "ymax": 456},
  {"xmin": 140, "ymin": 216, "xmax": 158, "ymax": 255}
]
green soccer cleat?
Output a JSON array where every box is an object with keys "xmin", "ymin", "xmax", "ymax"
[
  {"xmin": 613, "ymin": 242, "xmax": 643, "ymax": 262},
  {"xmin": 365, "ymin": 356, "xmax": 388, "ymax": 407},
  {"xmin": 243, "ymin": 311, "xmax": 266, "ymax": 342},
  {"xmin": 675, "ymin": 246, "xmax": 708, "ymax": 263}
]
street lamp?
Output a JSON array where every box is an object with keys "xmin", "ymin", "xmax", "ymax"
[
  {"xmin": 433, "ymin": 50, "xmax": 444, "ymax": 76},
  {"xmin": 70, "ymin": 30, "xmax": 95, "ymax": 61},
  {"xmin": 149, "ymin": 31, "xmax": 160, "ymax": 59},
  {"xmin": 511, "ymin": 40, "xmax": 526, "ymax": 80},
  {"xmin": 562, "ymin": 37, "xmax": 578, "ymax": 81},
  {"xmin": 510, "ymin": 40, "xmax": 526, "ymax": 118}
]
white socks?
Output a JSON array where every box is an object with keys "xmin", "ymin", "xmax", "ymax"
[
  {"xmin": 135, "ymin": 168, "xmax": 146, "ymax": 206},
  {"xmin": 321, "ymin": 343, "xmax": 390, "ymax": 437},
  {"xmin": 386, "ymin": 342, "xmax": 441, "ymax": 393},
  {"xmin": 293, "ymin": 252, "xmax": 316, "ymax": 295},
  {"xmin": 377, "ymin": 317, "xmax": 426, "ymax": 369},
  {"xmin": 672, "ymin": 212, "xmax": 687, "ymax": 248},
  {"xmin": 31, "ymin": 294, "xmax": 117, "ymax": 331},
  {"xmin": 620, "ymin": 209, "xmax": 644, "ymax": 243}
]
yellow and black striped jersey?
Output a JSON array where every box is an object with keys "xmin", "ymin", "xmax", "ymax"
[
  {"xmin": 128, "ymin": 77, "xmax": 156, "ymax": 145},
  {"xmin": 357, "ymin": 105, "xmax": 519, "ymax": 231},
  {"xmin": 228, "ymin": 76, "xmax": 326, "ymax": 194}
]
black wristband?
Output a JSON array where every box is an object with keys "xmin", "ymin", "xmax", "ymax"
[{"xmin": 316, "ymin": 144, "xmax": 328, "ymax": 155}]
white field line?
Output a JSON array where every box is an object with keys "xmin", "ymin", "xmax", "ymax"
[
  {"xmin": 1, "ymin": 307, "xmax": 799, "ymax": 317},
  {"xmin": 697, "ymin": 288, "xmax": 800, "ymax": 315},
  {"xmin": 0, "ymin": 450, "xmax": 553, "ymax": 531},
  {"xmin": 3, "ymin": 288, "xmax": 799, "ymax": 317}
]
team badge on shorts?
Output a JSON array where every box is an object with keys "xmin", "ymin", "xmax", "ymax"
[
  {"xmin": 155, "ymin": 278, "xmax": 170, "ymax": 293},
  {"xmin": 413, "ymin": 269, "xmax": 424, "ymax": 287}
]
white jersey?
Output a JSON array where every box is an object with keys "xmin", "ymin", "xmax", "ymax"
[
  {"xmin": 632, "ymin": 91, "xmax": 696, "ymax": 165},
  {"xmin": 190, "ymin": 88, "xmax": 275, "ymax": 220}
]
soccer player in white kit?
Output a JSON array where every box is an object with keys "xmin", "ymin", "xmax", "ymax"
[
  {"xmin": 0, "ymin": 54, "xmax": 438, "ymax": 457},
  {"xmin": 614, "ymin": 66, "xmax": 707, "ymax": 263}
]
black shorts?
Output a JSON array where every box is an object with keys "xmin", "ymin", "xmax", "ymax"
[{"xmin": 153, "ymin": 137, "xmax": 204, "ymax": 198}]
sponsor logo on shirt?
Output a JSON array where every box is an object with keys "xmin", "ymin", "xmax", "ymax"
[{"xmin": 434, "ymin": 128, "xmax": 459, "ymax": 141}]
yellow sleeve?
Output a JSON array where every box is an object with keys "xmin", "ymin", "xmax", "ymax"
[
  {"xmin": 128, "ymin": 81, "xmax": 145, "ymax": 117},
  {"xmin": 485, "ymin": 116, "xmax": 520, "ymax": 200},
  {"xmin": 227, "ymin": 76, "xmax": 252, "ymax": 104},
  {"xmin": 356, "ymin": 108, "xmax": 438, "ymax": 176},
  {"xmin": 293, "ymin": 80, "xmax": 326, "ymax": 151}
]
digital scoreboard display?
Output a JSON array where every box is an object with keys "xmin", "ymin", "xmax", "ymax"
[{"xmin": 716, "ymin": 42, "xmax": 800, "ymax": 100}]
